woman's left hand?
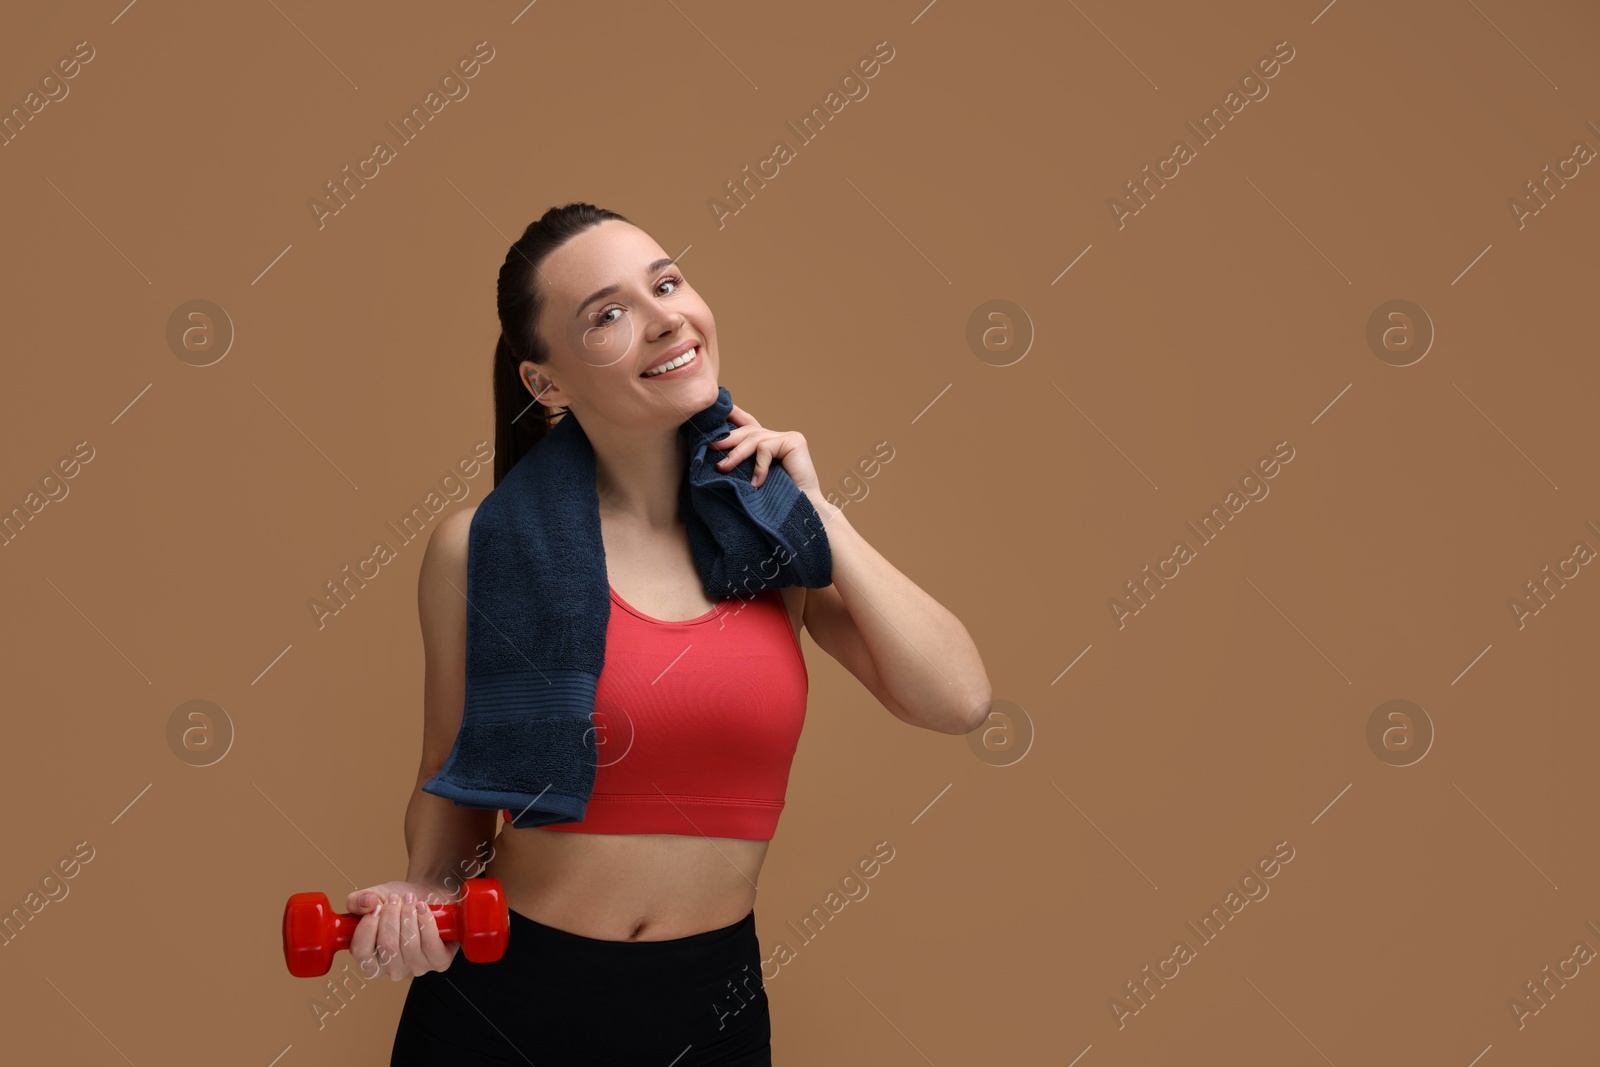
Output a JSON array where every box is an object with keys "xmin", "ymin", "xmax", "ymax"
[{"xmin": 709, "ymin": 404, "xmax": 823, "ymax": 499}]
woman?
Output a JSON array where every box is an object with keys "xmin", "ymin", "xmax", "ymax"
[{"xmin": 361, "ymin": 202, "xmax": 991, "ymax": 1064}]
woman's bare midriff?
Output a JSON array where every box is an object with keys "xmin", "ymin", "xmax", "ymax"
[{"xmin": 484, "ymin": 828, "xmax": 769, "ymax": 941}]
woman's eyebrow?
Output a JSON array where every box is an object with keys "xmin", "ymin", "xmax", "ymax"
[{"xmin": 573, "ymin": 257, "xmax": 678, "ymax": 318}]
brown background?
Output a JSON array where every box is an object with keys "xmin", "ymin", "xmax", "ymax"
[{"xmin": 3, "ymin": 0, "xmax": 1598, "ymax": 1063}]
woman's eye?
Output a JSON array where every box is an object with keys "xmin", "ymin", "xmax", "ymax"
[{"xmin": 593, "ymin": 276, "xmax": 685, "ymax": 328}]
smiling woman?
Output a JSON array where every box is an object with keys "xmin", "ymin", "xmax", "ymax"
[{"xmin": 370, "ymin": 202, "xmax": 991, "ymax": 1065}]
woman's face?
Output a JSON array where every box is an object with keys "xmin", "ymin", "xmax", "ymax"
[{"xmin": 527, "ymin": 219, "xmax": 720, "ymax": 423}]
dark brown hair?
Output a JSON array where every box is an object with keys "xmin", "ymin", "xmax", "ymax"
[{"xmin": 492, "ymin": 202, "xmax": 631, "ymax": 485}]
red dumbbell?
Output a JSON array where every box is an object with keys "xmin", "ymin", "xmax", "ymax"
[{"xmin": 282, "ymin": 877, "xmax": 510, "ymax": 977}]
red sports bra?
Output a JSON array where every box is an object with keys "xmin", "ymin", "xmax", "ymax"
[{"xmin": 503, "ymin": 584, "xmax": 808, "ymax": 841}]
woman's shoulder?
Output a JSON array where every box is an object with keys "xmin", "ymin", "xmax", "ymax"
[
  {"xmin": 420, "ymin": 506, "xmax": 478, "ymax": 588},
  {"xmin": 435, "ymin": 504, "xmax": 478, "ymax": 551},
  {"xmin": 415, "ymin": 506, "xmax": 478, "ymax": 659}
]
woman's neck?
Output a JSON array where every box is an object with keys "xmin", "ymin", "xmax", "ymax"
[{"xmin": 592, "ymin": 425, "xmax": 691, "ymax": 530}]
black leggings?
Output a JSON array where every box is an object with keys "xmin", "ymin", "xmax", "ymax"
[{"xmin": 389, "ymin": 889, "xmax": 772, "ymax": 1065}]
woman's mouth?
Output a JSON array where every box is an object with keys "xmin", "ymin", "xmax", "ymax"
[{"xmin": 640, "ymin": 346, "xmax": 700, "ymax": 379}]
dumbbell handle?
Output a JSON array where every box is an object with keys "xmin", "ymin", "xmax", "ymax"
[
  {"xmin": 328, "ymin": 901, "xmax": 466, "ymax": 949},
  {"xmin": 283, "ymin": 878, "xmax": 509, "ymax": 977}
]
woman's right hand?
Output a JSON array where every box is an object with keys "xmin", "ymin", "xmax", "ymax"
[{"xmin": 345, "ymin": 880, "xmax": 462, "ymax": 980}]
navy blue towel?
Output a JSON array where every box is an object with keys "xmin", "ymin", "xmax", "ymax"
[{"xmin": 421, "ymin": 386, "xmax": 833, "ymax": 828}]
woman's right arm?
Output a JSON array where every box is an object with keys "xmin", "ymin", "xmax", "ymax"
[
  {"xmin": 404, "ymin": 504, "xmax": 497, "ymax": 891},
  {"xmin": 346, "ymin": 505, "xmax": 498, "ymax": 980}
]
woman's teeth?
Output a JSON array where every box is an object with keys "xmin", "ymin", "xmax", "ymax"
[{"xmin": 641, "ymin": 346, "xmax": 698, "ymax": 377}]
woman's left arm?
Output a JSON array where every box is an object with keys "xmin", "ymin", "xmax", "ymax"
[{"xmin": 711, "ymin": 405, "xmax": 992, "ymax": 735}]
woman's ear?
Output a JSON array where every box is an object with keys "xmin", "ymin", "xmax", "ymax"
[{"xmin": 524, "ymin": 368, "xmax": 569, "ymax": 415}]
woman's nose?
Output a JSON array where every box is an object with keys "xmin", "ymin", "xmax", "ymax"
[{"xmin": 645, "ymin": 308, "xmax": 687, "ymax": 339}]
